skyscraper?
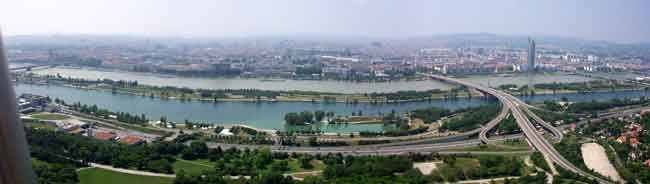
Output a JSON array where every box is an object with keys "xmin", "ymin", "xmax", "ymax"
[{"xmin": 528, "ymin": 38, "xmax": 536, "ymax": 72}]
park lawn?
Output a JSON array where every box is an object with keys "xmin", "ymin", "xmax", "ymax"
[
  {"xmin": 172, "ymin": 159, "xmax": 214, "ymax": 175},
  {"xmin": 497, "ymin": 139, "xmax": 529, "ymax": 148},
  {"xmin": 191, "ymin": 159, "xmax": 216, "ymax": 167},
  {"xmin": 77, "ymin": 168, "xmax": 173, "ymax": 184},
  {"xmin": 445, "ymin": 143, "xmax": 530, "ymax": 152},
  {"xmin": 287, "ymin": 159, "xmax": 326, "ymax": 173},
  {"xmin": 30, "ymin": 112, "xmax": 70, "ymax": 120},
  {"xmin": 455, "ymin": 157, "xmax": 481, "ymax": 169},
  {"xmin": 23, "ymin": 120, "xmax": 57, "ymax": 131},
  {"xmin": 118, "ymin": 123, "xmax": 169, "ymax": 135},
  {"xmin": 31, "ymin": 158, "xmax": 50, "ymax": 168}
]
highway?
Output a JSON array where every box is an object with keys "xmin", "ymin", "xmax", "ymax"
[
  {"xmin": 426, "ymin": 74, "xmax": 610, "ymax": 183},
  {"xmin": 206, "ymin": 134, "xmax": 524, "ymax": 156},
  {"xmin": 426, "ymin": 74, "xmax": 510, "ymax": 144},
  {"xmin": 500, "ymin": 92, "xmax": 564, "ymax": 142},
  {"xmin": 8, "ymin": 64, "xmax": 53, "ymax": 71}
]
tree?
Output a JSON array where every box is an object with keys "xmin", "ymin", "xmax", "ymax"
[
  {"xmin": 299, "ymin": 155, "xmax": 314, "ymax": 169},
  {"xmin": 258, "ymin": 171, "xmax": 294, "ymax": 184},
  {"xmin": 147, "ymin": 159, "xmax": 173, "ymax": 174},
  {"xmin": 253, "ymin": 147, "xmax": 273, "ymax": 169},
  {"xmin": 307, "ymin": 137, "xmax": 318, "ymax": 146},
  {"xmin": 189, "ymin": 141, "xmax": 208, "ymax": 159},
  {"xmin": 314, "ymin": 110, "xmax": 326, "ymax": 122},
  {"xmin": 269, "ymin": 160, "xmax": 289, "ymax": 172},
  {"xmin": 174, "ymin": 170, "xmax": 195, "ymax": 184}
]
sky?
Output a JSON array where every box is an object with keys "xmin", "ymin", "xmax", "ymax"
[{"xmin": 1, "ymin": 0, "xmax": 649, "ymax": 43}]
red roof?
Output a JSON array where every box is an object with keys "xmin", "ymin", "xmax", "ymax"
[
  {"xmin": 617, "ymin": 136, "xmax": 627, "ymax": 143},
  {"xmin": 119, "ymin": 135, "xmax": 144, "ymax": 145},
  {"xmin": 69, "ymin": 127, "xmax": 84, "ymax": 134},
  {"xmin": 94, "ymin": 132, "xmax": 116, "ymax": 141}
]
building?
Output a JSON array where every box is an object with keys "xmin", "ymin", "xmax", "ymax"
[
  {"xmin": 17, "ymin": 93, "xmax": 49, "ymax": 113},
  {"xmin": 528, "ymin": 38, "xmax": 536, "ymax": 72}
]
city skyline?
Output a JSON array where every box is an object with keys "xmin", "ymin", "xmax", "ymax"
[{"xmin": 1, "ymin": 0, "xmax": 649, "ymax": 43}]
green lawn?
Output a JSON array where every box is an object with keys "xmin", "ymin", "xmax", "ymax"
[
  {"xmin": 454, "ymin": 157, "xmax": 481, "ymax": 168},
  {"xmin": 172, "ymin": 158, "xmax": 326, "ymax": 175},
  {"xmin": 30, "ymin": 112, "xmax": 70, "ymax": 120},
  {"xmin": 172, "ymin": 159, "xmax": 213, "ymax": 175},
  {"xmin": 77, "ymin": 168, "xmax": 173, "ymax": 184},
  {"xmin": 286, "ymin": 159, "xmax": 326, "ymax": 173},
  {"xmin": 497, "ymin": 139, "xmax": 530, "ymax": 148},
  {"xmin": 23, "ymin": 120, "xmax": 57, "ymax": 131},
  {"xmin": 445, "ymin": 144, "xmax": 530, "ymax": 152}
]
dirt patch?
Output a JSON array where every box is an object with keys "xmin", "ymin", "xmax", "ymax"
[
  {"xmin": 413, "ymin": 161, "xmax": 442, "ymax": 175},
  {"xmin": 581, "ymin": 143, "xmax": 623, "ymax": 182}
]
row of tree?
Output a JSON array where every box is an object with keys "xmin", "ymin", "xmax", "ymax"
[
  {"xmin": 284, "ymin": 111, "xmax": 336, "ymax": 125},
  {"xmin": 68, "ymin": 101, "xmax": 148, "ymax": 124},
  {"xmin": 440, "ymin": 103, "xmax": 500, "ymax": 132},
  {"xmin": 567, "ymin": 97, "xmax": 649, "ymax": 113}
]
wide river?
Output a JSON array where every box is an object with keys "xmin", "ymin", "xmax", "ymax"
[
  {"xmin": 14, "ymin": 83, "xmax": 649, "ymax": 133},
  {"xmin": 15, "ymin": 66, "xmax": 631, "ymax": 132},
  {"xmin": 31, "ymin": 67, "xmax": 594, "ymax": 93}
]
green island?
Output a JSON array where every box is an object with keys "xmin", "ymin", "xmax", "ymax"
[{"xmin": 15, "ymin": 73, "xmax": 480, "ymax": 103}]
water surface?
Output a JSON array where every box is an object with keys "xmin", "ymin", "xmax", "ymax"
[{"xmin": 14, "ymin": 83, "xmax": 648, "ymax": 132}]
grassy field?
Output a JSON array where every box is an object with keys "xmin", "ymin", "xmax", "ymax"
[
  {"xmin": 287, "ymin": 159, "xmax": 326, "ymax": 173},
  {"xmin": 170, "ymin": 158, "xmax": 326, "ymax": 176},
  {"xmin": 77, "ymin": 168, "xmax": 173, "ymax": 184},
  {"xmin": 23, "ymin": 119, "xmax": 57, "ymax": 131},
  {"xmin": 455, "ymin": 157, "xmax": 481, "ymax": 168},
  {"xmin": 172, "ymin": 159, "xmax": 214, "ymax": 175},
  {"xmin": 25, "ymin": 122, "xmax": 57, "ymax": 131},
  {"xmin": 30, "ymin": 112, "xmax": 70, "ymax": 120},
  {"xmin": 72, "ymin": 112, "xmax": 169, "ymax": 135},
  {"xmin": 444, "ymin": 143, "xmax": 531, "ymax": 152}
]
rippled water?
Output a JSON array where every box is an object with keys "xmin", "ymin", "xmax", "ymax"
[
  {"xmin": 32, "ymin": 67, "xmax": 597, "ymax": 93},
  {"xmin": 14, "ymin": 83, "xmax": 648, "ymax": 132},
  {"xmin": 32, "ymin": 67, "xmax": 454, "ymax": 93}
]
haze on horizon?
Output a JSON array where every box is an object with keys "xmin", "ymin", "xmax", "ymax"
[{"xmin": 1, "ymin": 0, "xmax": 649, "ymax": 43}]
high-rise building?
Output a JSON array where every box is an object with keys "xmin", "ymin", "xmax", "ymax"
[{"xmin": 528, "ymin": 38, "xmax": 536, "ymax": 71}]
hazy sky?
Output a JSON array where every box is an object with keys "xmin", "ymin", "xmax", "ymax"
[{"xmin": 1, "ymin": 0, "xmax": 649, "ymax": 43}]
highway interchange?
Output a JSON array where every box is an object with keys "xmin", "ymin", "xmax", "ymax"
[{"xmin": 428, "ymin": 74, "xmax": 610, "ymax": 183}]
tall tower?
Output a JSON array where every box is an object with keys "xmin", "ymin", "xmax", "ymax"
[{"xmin": 528, "ymin": 38, "xmax": 536, "ymax": 72}]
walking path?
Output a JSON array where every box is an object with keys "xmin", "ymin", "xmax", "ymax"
[
  {"xmin": 285, "ymin": 171, "xmax": 323, "ymax": 181},
  {"xmin": 454, "ymin": 176, "xmax": 523, "ymax": 184},
  {"xmin": 88, "ymin": 163, "xmax": 176, "ymax": 178}
]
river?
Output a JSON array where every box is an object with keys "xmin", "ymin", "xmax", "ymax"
[
  {"xmin": 31, "ymin": 67, "xmax": 453, "ymax": 93},
  {"xmin": 14, "ymin": 83, "xmax": 649, "ymax": 133},
  {"xmin": 31, "ymin": 67, "xmax": 595, "ymax": 93}
]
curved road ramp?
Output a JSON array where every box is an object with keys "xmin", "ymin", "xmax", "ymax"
[{"xmin": 580, "ymin": 143, "xmax": 624, "ymax": 183}]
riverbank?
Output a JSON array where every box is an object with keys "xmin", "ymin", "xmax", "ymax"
[
  {"xmin": 18, "ymin": 67, "xmax": 639, "ymax": 104},
  {"xmin": 15, "ymin": 75, "xmax": 644, "ymax": 105},
  {"xmin": 27, "ymin": 66, "xmax": 455, "ymax": 93},
  {"xmin": 15, "ymin": 72, "xmax": 481, "ymax": 103}
]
